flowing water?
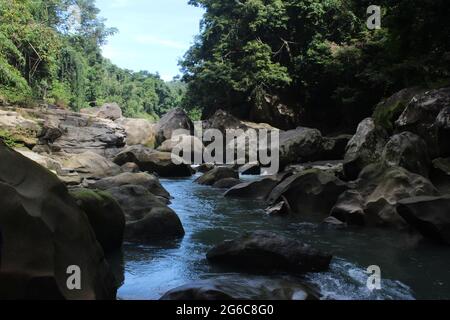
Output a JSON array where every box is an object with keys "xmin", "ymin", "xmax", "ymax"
[{"xmin": 115, "ymin": 174, "xmax": 450, "ymax": 300}]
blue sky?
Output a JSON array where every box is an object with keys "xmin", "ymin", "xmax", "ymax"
[{"xmin": 95, "ymin": 0, "xmax": 204, "ymax": 81}]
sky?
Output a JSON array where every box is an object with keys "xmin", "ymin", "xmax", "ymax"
[{"xmin": 95, "ymin": 0, "xmax": 204, "ymax": 81}]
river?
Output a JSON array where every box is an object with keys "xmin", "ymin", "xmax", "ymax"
[{"xmin": 114, "ymin": 174, "xmax": 450, "ymax": 300}]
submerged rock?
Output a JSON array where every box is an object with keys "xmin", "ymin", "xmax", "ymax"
[
  {"xmin": 195, "ymin": 166, "xmax": 238, "ymax": 186},
  {"xmin": 160, "ymin": 283, "xmax": 234, "ymax": 300},
  {"xmin": 107, "ymin": 185, "xmax": 184, "ymax": 242},
  {"xmin": 397, "ymin": 196, "xmax": 450, "ymax": 245},
  {"xmin": 213, "ymin": 177, "xmax": 242, "ymax": 189},
  {"xmin": 0, "ymin": 142, "xmax": 117, "ymax": 300},
  {"xmin": 207, "ymin": 231, "xmax": 332, "ymax": 274},
  {"xmin": 267, "ymin": 169, "xmax": 348, "ymax": 219},
  {"xmin": 90, "ymin": 172, "xmax": 170, "ymax": 202}
]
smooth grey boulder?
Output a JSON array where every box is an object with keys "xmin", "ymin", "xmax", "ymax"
[
  {"xmin": 397, "ymin": 196, "xmax": 450, "ymax": 245},
  {"xmin": 207, "ymin": 231, "xmax": 332, "ymax": 274},
  {"xmin": 195, "ymin": 166, "xmax": 238, "ymax": 186},
  {"xmin": 279, "ymin": 127, "xmax": 324, "ymax": 167},
  {"xmin": 155, "ymin": 108, "xmax": 194, "ymax": 147}
]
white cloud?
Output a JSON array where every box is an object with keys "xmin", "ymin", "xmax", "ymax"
[
  {"xmin": 160, "ymin": 74, "xmax": 174, "ymax": 82},
  {"xmin": 134, "ymin": 35, "xmax": 187, "ymax": 49}
]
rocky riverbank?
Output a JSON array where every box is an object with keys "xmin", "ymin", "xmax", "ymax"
[{"xmin": 0, "ymin": 86, "xmax": 449, "ymax": 300}]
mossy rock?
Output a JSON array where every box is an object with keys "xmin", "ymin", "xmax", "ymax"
[
  {"xmin": 70, "ymin": 188, "xmax": 125, "ymax": 253},
  {"xmin": 373, "ymin": 87, "xmax": 426, "ymax": 133}
]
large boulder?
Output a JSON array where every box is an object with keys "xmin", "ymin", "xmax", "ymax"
[
  {"xmin": 0, "ymin": 142, "xmax": 117, "ymax": 299},
  {"xmin": 395, "ymin": 87, "xmax": 450, "ymax": 158},
  {"xmin": 113, "ymin": 145, "xmax": 193, "ymax": 177},
  {"xmin": 37, "ymin": 108, "xmax": 126, "ymax": 157},
  {"xmin": 0, "ymin": 109, "xmax": 41, "ymax": 147},
  {"xmin": 213, "ymin": 178, "xmax": 242, "ymax": 189},
  {"xmin": 70, "ymin": 189, "xmax": 125, "ymax": 254},
  {"xmin": 279, "ymin": 127, "xmax": 325, "ymax": 167},
  {"xmin": 225, "ymin": 172, "xmax": 292, "ymax": 200},
  {"xmin": 436, "ymin": 106, "xmax": 450, "ymax": 157},
  {"xmin": 155, "ymin": 108, "xmax": 194, "ymax": 147},
  {"xmin": 89, "ymin": 172, "xmax": 170, "ymax": 202},
  {"xmin": 157, "ymin": 134, "xmax": 204, "ymax": 164},
  {"xmin": 343, "ymin": 118, "xmax": 389, "ymax": 180},
  {"xmin": 106, "ymin": 185, "xmax": 184, "ymax": 242},
  {"xmin": 381, "ymin": 132, "xmax": 431, "ymax": 177},
  {"xmin": 61, "ymin": 151, "xmax": 122, "ymax": 179},
  {"xmin": 115, "ymin": 118, "xmax": 156, "ymax": 148},
  {"xmin": 430, "ymin": 158, "xmax": 450, "ymax": 194},
  {"xmin": 195, "ymin": 167, "xmax": 238, "ymax": 186},
  {"xmin": 373, "ymin": 87, "xmax": 426, "ymax": 132},
  {"xmin": 267, "ymin": 169, "xmax": 348, "ymax": 220},
  {"xmin": 97, "ymin": 103, "xmax": 122, "ymax": 121},
  {"xmin": 207, "ymin": 231, "xmax": 332, "ymax": 274},
  {"xmin": 248, "ymin": 95, "xmax": 298, "ymax": 130},
  {"xmin": 331, "ymin": 164, "xmax": 440, "ymax": 228},
  {"xmin": 397, "ymin": 196, "xmax": 450, "ymax": 245},
  {"xmin": 203, "ymin": 109, "xmax": 247, "ymax": 133}
]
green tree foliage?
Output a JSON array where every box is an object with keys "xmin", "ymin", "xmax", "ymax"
[
  {"xmin": 0, "ymin": 0, "xmax": 184, "ymax": 120},
  {"xmin": 181, "ymin": 0, "xmax": 450, "ymax": 131}
]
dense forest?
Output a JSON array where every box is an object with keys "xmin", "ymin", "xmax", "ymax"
[
  {"xmin": 1, "ymin": 0, "xmax": 450, "ymax": 129},
  {"xmin": 181, "ymin": 0, "xmax": 450, "ymax": 131},
  {"xmin": 0, "ymin": 0, "xmax": 185, "ymax": 120}
]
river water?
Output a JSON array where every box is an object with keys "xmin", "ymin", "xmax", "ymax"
[{"xmin": 115, "ymin": 174, "xmax": 450, "ymax": 300}]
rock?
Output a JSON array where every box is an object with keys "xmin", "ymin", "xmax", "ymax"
[
  {"xmin": 107, "ymin": 185, "xmax": 184, "ymax": 242},
  {"xmin": 14, "ymin": 148, "xmax": 63, "ymax": 173},
  {"xmin": 195, "ymin": 166, "xmax": 238, "ymax": 186},
  {"xmin": 157, "ymin": 134, "xmax": 204, "ymax": 164},
  {"xmin": 61, "ymin": 151, "xmax": 122, "ymax": 179},
  {"xmin": 160, "ymin": 283, "xmax": 234, "ymax": 300},
  {"xmin": 203, "ymin": 109, "xmax": 247, "ymax": 133},
  {"xmin": 113, "ymin": 145, "xmax": 193, "ymax": 177},
  {"xmin": 343, "ymin": 118, "xmax": 389, "ymax": 180},
  {"xmin": 97, "ymin": 103, "xmax": 122, "ymax": 121},
  {"xmin": 207, "ymin": 231, "xmax": 332, "ymax": 274},
  {"xmin": 195, "ymin": 163, "xmax": 215, "ymax": 173},
  {"xmin": 267, "ymin": 169, "xmax": 348, "ymax": 220},
  {"xmin": 0, "ymin": 109, "xmax": 40, "ymax": 147},
  {"xmin": 239, "ymin": 163, "xmax": 261, "ymax": 175},
  {"xmin": 322, "ymin": 216, "xmax": 348, "ymax": 228},
  {"xmin": 155, "ymin": 108, "xmax": 194, "ymax": 147},
  {"xmin": 286, "ymin": 160, "xmax": 344, "ymax": 178},
  {"xmin": 42, "ymin": 109, "xmax": 126, "ymax": 157},
  {"xmin": 279, "ymin": 127, "xmax": 325, "ymax": 167},
  {"xmin": 330, "ymin": 190, "xmax": 366, "ymax": 226},
  {"xmin": 381, "ymin": 132, "xmax": 430, "ymax": 177},
  {"xmin": 248, "ymin": 94, "xmax": 298, "ymax": 130},
  {"xmin": 430, "ymin": 158, "xmax": 450, "ymax": 194},
  {"xmin": 333, "ymin": 164, "xmax": 440, "ymax": 228},
  {"xmin": 90, "ymin": 172, "xmax": 170, "ymax": 201},
  {"xmin": 213, "ymin": 178, "xmax": 242, "ymax": 189},
  {"xmin": 121, "ymin": 162, "xmax": 140, "ymax": 173},
  {"xmin": 322, "ymin": 134, "xmax": 352, "ymax": 160},
  {"xmin": 397, "ymin": 196, "xmax": 450, "ymax": 245},
  {"xmin": 70, "ymin": 189, "xmax": 125, "ymax": 253},
  {"xmin": 373, "ymin": 87, "xmax": 426, "ymax": 132},
  {"xmin": 395, "ymin": 87, "xmax": 450, "ymax": 158},
  {"xmin": 115, "ymin": 117, "xmax": 156, "ymax": 148},
  {"xmin": 0, "ymin": 142, "xmax": 117, "ymax": 299},
  {"xmin": 161, "ymin": 278, "xmax": 319, "ymax": 300},
  {"xmin": 225, "ymin": 172, "xmax": 292, "ymax": 200},
  {"xmin": 265, "ymin": 200, "xmax": 291, "ymax": 216},
  {"xmin": 436, "ymin": 107, "xmax": 450, "ymax": 157}
]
